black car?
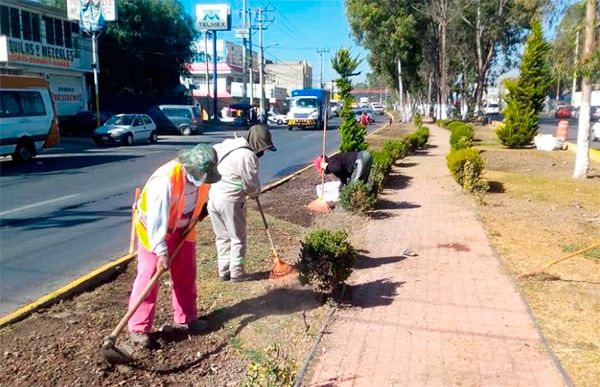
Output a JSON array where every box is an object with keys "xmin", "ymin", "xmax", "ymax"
[{"xmin": 60, "ymin": 111, "xmax": 114, "ymax": 135}]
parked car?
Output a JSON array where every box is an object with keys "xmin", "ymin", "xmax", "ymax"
[
  {"xmin": 592, "ymin": 122, "xmax": 600, "ymax": 141},
  {"xmin": 60, "ymin": 110, "xmax": 113, "ymax": 135},
  {"xmin": 93, "ymin": 114, "xmax": 157, "ymax": 146},
  {"xmin": 147, "ymin": 105, "xmax": 202, "ymax": 135},
  {"xmin": 267, "ymin": 112, "xmax": 288, "ymax": 125},
  {"xmin": 555, "ymin": 106, "xmax": 572, "ymax": 119},
  {"xmin": 370, "ymin": 102, "xmax": 385, "ymax": 115},
  {"xmin": 592, "ymin": 106, "xmax": 600, "ymax": 122},
  {"xmin": 1, "ymin": 75, "xmax": 60, "ymax": 162}
]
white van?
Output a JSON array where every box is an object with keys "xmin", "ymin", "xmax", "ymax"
[{"xmin": 1, "ymin": 75, "xmax": 60, "ymax": 162}]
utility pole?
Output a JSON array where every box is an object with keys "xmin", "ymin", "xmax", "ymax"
[
  {"xmin": 204, "ymin": 31, "xmax": 210, "ymax": 117},
  {"xmin": 253, "ymin": 7, "xmax": 273, "ymax": 122},
  {"xmin": 248, "ymin": 14, "xmax": 254, "ymax": 106},
  {"xmin": 241, "ymin": 1, "xmax": 248, "ymax": 102},
  {"xmin": 316, "ymin": 48, "xmax": 329, "ymax": 89},
  {"xmin": 91, "ymin": 31, "xmax": 101, "ymax": 127},
  {"xmin": 212, "ymin": 31, "xmax": 218, "ymax": 119},
  {"xmin": 573, "ymin": 0, "xmax": 597, "ymax": 178}
]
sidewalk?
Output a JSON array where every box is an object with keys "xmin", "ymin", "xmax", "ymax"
[{"xmin": 308, "ymin": 125, "xmax": 568, "ymax": 386}]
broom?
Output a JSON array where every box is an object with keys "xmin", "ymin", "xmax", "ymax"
[
  {"xmin": 518, "ymin": 241, "xmax": 600, "ymax": 279},
  {"xmin": 255, "ymin": 198, "xmax": 295, "ymax": 279},
  {"xmin": 307, "ymin": 108, "xmax": 332, "ymax": 213}
]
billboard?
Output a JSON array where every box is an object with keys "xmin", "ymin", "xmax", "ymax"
[
  {"xmin": 67, "ymin": 0, "xmax": 117, "ymax": 32},
  {"xmin": 195, "ymin": 4, "xmax": 231, "ymax": 31}
]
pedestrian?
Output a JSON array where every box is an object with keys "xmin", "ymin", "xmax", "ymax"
[
  {"xmin": 127, "ymin": 143, "xmax": 221, "ymax": 348},
  {"xmin": 360, "ymin": 111, "xmax": 370, "ymax": 126},
  {"xmin": 314, "ymin": 150, "xmax": 373, "ymax": 192},
  {"xmin": 208, "ymin": 124, "xmax": 277, "ymax": 281}
]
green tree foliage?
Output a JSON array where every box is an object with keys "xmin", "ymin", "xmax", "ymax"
[
  {"xmin": 98, "ymin": 0, "xmax": 196, "ymax": 100},
  {"xmin": 346, "ymin": 0, "xmax": 423, "ymax": 94},
  {"xmin": 332, "ymin": 48, "xmax": 367, "ymax": 152},
  {"xmin": 497, "ymin": 20, "xmax": 551, "ymax": 148}
]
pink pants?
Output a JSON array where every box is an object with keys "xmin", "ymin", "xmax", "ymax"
[{"xmin": 128, "ymin": 230, "xmax": 197, "ymax": 333}]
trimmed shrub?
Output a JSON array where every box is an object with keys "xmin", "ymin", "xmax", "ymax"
[
  {"xmin": 383, "ymin": 139, "xmax": 408, "ymax": 161},
  {"xmin": 339, "ymin": 182, "xmax": 377, "ymax": 214},
  {"xmin": 449, "ymin": 123, "xmax": 474, "ymax": 150},
  {"xmin": 446, "ymin": 148, "xmax": 488, "ymax": 194},
  {"xmin": 436, "ymin": 119, "xmax": 449, "ymax": 128},
  {"xmin": 404, "ymin": 133, "xmax": 420, "ymax": 152},
  {"xmin": 447, "ymin": 120, "xmax": 467, "ymax": 132},
  {"xmin": 369, "ymin": 149, "xmax": 394, "ymax": 192},
  {"xmin": 298, "ymin": 229, "xmax": 357, "ymax": 296},
  {"xmin": 414, "ymin": 113, "xmax": 423, "ymax": 127},
  {"xmin": 415, "ymin": 127, "xmax": 430, "ymax": 149}
]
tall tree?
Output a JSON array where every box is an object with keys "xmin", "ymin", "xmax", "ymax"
[
  {"xmin": 497, "ymin": 19, "xmax": 552, "ymax": 148},
  {"xmin": 98, "ymin": 0, "xmax": 196, "ymax": 105},
  {"xmin": 573, "ymin": 0, "xmax": 598, "ymax": 178},
  {"xmin": 331, "ymin": 48, "xmax": 367, "ymax": 152}
]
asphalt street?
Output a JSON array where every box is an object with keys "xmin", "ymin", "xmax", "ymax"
[{"xmin": 0, "ymin": 117, "xmax": 385, "ymax": 315}]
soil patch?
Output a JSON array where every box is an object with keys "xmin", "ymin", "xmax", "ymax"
[{"xmin": 474, "ymin": 124, "xmax": 600, "ymax": 386}]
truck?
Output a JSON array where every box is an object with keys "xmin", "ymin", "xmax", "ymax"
[{"xmin": 287, "ymin": 88, "xmax": 331, "ymax": 130}]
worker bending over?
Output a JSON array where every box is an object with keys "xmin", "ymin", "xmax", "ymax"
[{"xmin": 314, "ymin": 150, "xmax": 373, "ymax": 191}]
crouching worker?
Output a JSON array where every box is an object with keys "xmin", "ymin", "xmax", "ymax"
[
  {"xmin": 128, "ymin": 143, "xmax": 221, "ymax": 348},
  {"xmin": 209, "ymin": 124, "xmax": 277, "ymax": 282},
  {"xmin": 314, "ymin": 150, "xmax": 373, "ymax": 192}
]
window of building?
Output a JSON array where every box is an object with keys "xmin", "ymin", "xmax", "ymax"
[
  {"xmin": 64, "ymin": 21, "xmax": 72, "ymax": 48},
  {"xmin": 54, "ymin": 18, "xmax": 63, "ymax": 46},
  {"xmin": 10, "ymin": 7, "xmax": 20, "ymax": 38},
  {"xmin": 32, "ymin": 14, "xmax": 40, "ymax": 42},
  {"xmin": 71, "ymin": 22, "xmax": 79, "ymax": 35},
  {"xmin": 22, "ymin": 11, "xmax": 32, "ymax": 40},
  {"xmin": 43, "ymin": 16, "xmax": 54, "ymax": 45},
  {"xmin": 1, "ymin": 6, "xmax": 10, "ymax": 36}
]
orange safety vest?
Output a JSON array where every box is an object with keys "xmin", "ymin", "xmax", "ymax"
[{"xmin": 135, "ymin": 160, "xmax": 210, "ymax": 251}]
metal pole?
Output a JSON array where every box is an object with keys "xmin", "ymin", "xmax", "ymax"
[
  {"xmin": 92, "ymin": 31, "xmax": 100, "ymax": 127},
  {"xmin": 249, "ymin": 16, "xmax": 254, "ymax": 106},
  {"xmin": 212, "ymin": 31, "xmax": 218, "ymax": 119},
  {"xmin": 259, "ymin": 7, "xmax": 265, "ymax": 121},
  {"xmin": 242, "ymin": 0, "xmax": 247, "ymax": 101},
  {"xmin": 204, "ymin": 31, "xmax": 210, "ymax": 118}
]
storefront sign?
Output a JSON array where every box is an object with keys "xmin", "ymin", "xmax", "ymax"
[
  {"xmin": 195, "ymin": 4, "xmax": 231, "ymax": 31},
  {"xmin": 3, "ymin": 37, "xmax": 92, "ymax": 71}
]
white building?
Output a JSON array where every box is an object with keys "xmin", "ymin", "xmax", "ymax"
[
  {"xmin": 265, "ymin": 61, "xmax": 313, "ymax": 95},
  {"xmin": 180, "ymin": 39, "xmax": 287, "ymax": 113},
  {"xmin": 0, "ymin": 0, "xmax": 93, "ymax": 117}
]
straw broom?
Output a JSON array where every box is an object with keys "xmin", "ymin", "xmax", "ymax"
[{"xmin": 307, "ymin": 108, "xmax": 332, "ymax": 213}]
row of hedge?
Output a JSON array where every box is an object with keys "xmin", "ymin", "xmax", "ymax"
[
  {"xmin": 442, "ymin": 120, "xmax": 489, "ymax": 198},
  {"xmin": 339, "ymin": 119, "xmax": 430, "ymax": 214}
]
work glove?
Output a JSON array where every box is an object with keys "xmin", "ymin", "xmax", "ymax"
[{"xmin": 158, "ymin": 254, "xmax": 171, "ymax": 270}]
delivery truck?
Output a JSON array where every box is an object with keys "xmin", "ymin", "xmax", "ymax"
[{"xmin": 287, "ymin": 88, "xmax": 331, "ymax": 130}]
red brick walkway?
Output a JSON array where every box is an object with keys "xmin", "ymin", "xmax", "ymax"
[{"xmin": 308, "ymin": 125, "xmax": 568, "ymax": 386}]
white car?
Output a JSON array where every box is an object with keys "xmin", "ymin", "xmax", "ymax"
[
  {"xmin": 93, "ymin": 114, "xmax": 158, "ymax": 146},
  {"xmin": 483, "ymin": 102, "xmax": 500, "ymax": 114},
  {"xmin": 267, "ymin": 112, "xmax": 288, "ymax": 125},
  {"xmin": 370, "ymin": 102, "xmax": 385, "ymax": 115},
  {"xmin": 592, "ymin": 122, "xmax": 600, "ymax": 141}
]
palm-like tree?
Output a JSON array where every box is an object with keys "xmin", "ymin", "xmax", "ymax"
[{"xmin": 331, "ymin": 48, "xmax": 362, "ymax": 80}]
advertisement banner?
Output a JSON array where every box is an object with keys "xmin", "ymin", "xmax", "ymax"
[{"xmin": 67, "ymin": 0, "xmax": 118, "ymax": 30}]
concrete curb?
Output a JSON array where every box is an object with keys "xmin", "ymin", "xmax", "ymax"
[
  {"xmin": 565, "ymin": 141, "xmax": 600, "ymax": 163},
  {"xmin": 0, "ymin": 119, "xmax": 393, "ymax": 328}
]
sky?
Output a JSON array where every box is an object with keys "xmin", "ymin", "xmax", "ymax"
[{"xmin": 181, "ymin": 0, "xmax": 371, "ymax": 86}]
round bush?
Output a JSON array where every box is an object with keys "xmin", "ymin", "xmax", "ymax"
[
  {"xmin": 446, "ymin": 147, "xmax": 485, "ymax": 188},
  {"xmin": 339, "ymin": 182, "xmax": 377, "ymax": 214},
  {"xmin": 298, "ymin": 229, "xmax": 357, "ymax": 296}
]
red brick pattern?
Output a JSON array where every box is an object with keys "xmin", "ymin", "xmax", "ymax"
[{"xmin": 308, "ymin": 125, "xmax": 566, "ymax": 387}]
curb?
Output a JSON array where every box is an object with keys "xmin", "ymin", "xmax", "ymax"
[
  {"xmin": 565, "ymin": 141, "xmax": 600, "ymax": 163},
  {"xmin": 0, "ymin": 119, "xmax": 394, "ymax": 329}
]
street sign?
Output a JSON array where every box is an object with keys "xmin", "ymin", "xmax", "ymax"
[
  {"xmin": 195, "ymin": 4, "xmax": 231, "ymax": 31},
  {"xmin": 235, "ymin": 28, "xmax": 250, "ymax": 39}
]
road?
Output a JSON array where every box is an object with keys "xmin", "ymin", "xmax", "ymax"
[
  {"xmin": 0, "ymin": 118, "xmax": 385, "ymax": 315},
  {"xmin": 538, "ymin": 117, "xmax": 600, "ymax": 149}
]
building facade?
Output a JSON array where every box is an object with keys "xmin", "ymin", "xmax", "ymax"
[
  {"xmin": 181, "ymin": 39, "xmax": 286, "ymax": 113},
  {"xmin": 265, "ymin": 61, "xmax": 313, "ymax": 95},
  {"xmin": 0, "ymin": 0, "xmax": 93, "ymax": 117}
]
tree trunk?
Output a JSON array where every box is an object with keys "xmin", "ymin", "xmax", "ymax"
[
  {"xmin": 440, "ymin": 16, "xmax": 448, "ymax": 119},
  {"xmin": 573, "ymin": 0, "xmax": 596, "ymax": 178}
]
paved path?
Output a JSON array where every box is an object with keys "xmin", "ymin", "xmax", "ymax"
[{"xmin": 308, "ymin": 125, "xmax": 568, "ymax": 386}]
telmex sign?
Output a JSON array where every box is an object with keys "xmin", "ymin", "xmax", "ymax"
[{"xmin": 195, "ymin": 4, "xmax": 231, "ymax": 31}]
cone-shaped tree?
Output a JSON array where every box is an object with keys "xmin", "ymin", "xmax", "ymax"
[
  {"xmin": 332, "ymin": 48, "xmax": 367, "ymax": 152},
  {"xmin": 497, "ymin": 19, "xmax": 551, "ymax": 148}
]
